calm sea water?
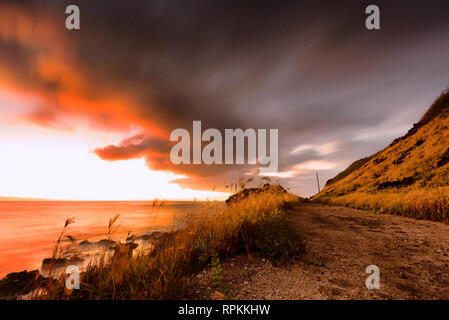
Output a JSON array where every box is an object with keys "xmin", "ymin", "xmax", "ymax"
[{"xmin": 0, "ymin": 201, "xmax": 223, "ymax": 278}]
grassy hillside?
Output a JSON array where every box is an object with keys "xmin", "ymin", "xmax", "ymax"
[{"xmin": 315, "ymin": 89, "xmax": 449, "ymax": 222}]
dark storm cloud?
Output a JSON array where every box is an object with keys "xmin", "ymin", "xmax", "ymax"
[{"xmin": 1, "ymin": 0, "xmax": 449, "ymax": 195}]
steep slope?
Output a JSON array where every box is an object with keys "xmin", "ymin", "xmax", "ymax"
[{"xmin": 315, "ymin": 89, "xmax": 449, "ymax": 222}]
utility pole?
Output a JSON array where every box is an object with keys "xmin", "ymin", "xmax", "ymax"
[{"xmin": 316, "ymin": 171, "xmax": 321, "ymax": 193}]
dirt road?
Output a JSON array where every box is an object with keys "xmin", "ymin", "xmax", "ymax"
[{"xmin": 196, "ymin": 203, "xmax": 449, "ymax": 299}]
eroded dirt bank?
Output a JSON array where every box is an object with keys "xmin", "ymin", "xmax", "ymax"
[{"xmin": 193, "ymin": 203, "xmax": 449, "ymax": 299}]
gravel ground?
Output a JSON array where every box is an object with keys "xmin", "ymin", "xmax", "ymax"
[{"xmin": 190, "ymin": 203, "xmax": 449, "ymax": 299}]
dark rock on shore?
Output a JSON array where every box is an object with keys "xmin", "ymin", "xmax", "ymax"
[
  {"xmin": 141, "ymin": 231, "xmax": 164, "ymax": 240},
  {"xmin": 79, "ymin": 239, "xmax": 116, "ymax": 250},
  {"xmin": 41, "ymin": 258, "xmax": 67, "ymax": 268},
  {"xmin": 97, "ymin": 239, "xmax": 116, "ymax": 247},
  {"xmin": 126, "ymin": 231, "xmax": 165, "ymax": 243},
  {"xmin": 41, "ymin": 257, "xmax": 85, "ymax": 270},
  {"xmin": 0, "ymin": 270, "xmax": 46, "ymax": 299}
]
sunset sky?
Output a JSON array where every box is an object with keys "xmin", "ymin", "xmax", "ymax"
[{"xmin": 0, "ymin": 0, "xmax": 449, "ymax": 200}]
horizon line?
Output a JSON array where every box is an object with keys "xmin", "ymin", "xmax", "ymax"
[{"xmin": 0, "ymin": 195, "xmax": 228, "ymax": 202}]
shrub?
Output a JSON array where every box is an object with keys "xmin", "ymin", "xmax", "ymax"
[{"xmin": 253, "ymin": 209, "xmax": 304, "ymax": 265}]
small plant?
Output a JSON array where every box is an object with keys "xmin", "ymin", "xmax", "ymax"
[
  {"xmin": 210, "ymin": 253, "xmax": 228, "ymax": 295},
  {"xmin": 307, "ymin": 259, "xmax": 326, "ymax": 267},
  {"xmin": 48, "ymin": 218, "xmax": 75, "ymax": 280}
]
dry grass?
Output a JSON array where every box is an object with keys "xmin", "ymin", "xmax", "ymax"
[
  {"xmin": 32, "ymin": 185, "xmax": 303, "ymax": 300},
  {"xmin": 319, "ymin": 187, "xmax": 449, "ymax": 222},
  {"xmin": 316, "ymin": 89, "xmax": 449, "ymax": 222}
]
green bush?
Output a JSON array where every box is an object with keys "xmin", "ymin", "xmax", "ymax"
[{"xmin": 253, "ymin": 209, "xmax": 304, "ymax": 265}]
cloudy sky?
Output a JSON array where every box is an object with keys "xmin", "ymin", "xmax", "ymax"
[{"xmin": 0, "ymin": 0, "xmax": 448, "ymax": 200}]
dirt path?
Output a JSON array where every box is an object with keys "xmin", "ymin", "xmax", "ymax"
[{"xmin": 194, "ymin": 203, "xmax": 449, "ymax": 299}]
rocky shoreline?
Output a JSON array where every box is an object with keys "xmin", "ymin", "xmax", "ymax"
[{"xmin": 0, "ymin": 230, "xmax": 167, "ymax": 299}]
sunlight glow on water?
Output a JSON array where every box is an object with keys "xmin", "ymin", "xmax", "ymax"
[{"xmin": 0, "ymin": 201, "xmax": 224, "ymax": 278}]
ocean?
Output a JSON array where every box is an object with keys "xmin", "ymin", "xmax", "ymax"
[{"xmin": 0, "ymin": 200, "xmax": 224, "ymax": 279}]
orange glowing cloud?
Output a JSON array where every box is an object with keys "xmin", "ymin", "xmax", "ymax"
[
  {"xmin": 0, "ymin": 3, "xmax": 167, "ymax": 136},
  {"xmin": 0, "ymin": 3, "xmax": 234, "ymax": 194}
]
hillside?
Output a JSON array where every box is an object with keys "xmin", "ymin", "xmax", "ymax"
[{"xmin": 315, "ymin": 89, "xmax": 449, "ymax": 222}]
